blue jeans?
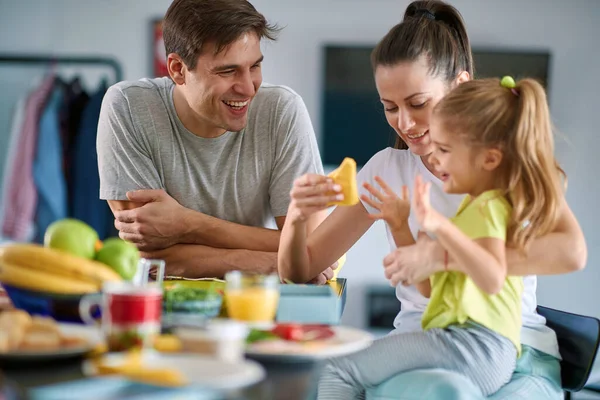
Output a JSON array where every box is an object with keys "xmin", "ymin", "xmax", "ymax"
[{"xmin": 366, "ymin": 345, "xmax": 562, "ymax": 400}]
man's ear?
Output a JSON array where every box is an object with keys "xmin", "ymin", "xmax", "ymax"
[
  {"xmin": 481, "ymin": 148, "xmax": 503, "ymax": 171},
  {"xmin": 167, "ymin": 54, "xmax": 186, "ymax": 84}
]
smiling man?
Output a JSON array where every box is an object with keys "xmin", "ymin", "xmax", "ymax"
[{"xmin": 97, "ymin": 0, "xmax": 327, "ymax": 280}]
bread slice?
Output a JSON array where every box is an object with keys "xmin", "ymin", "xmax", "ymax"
[{"xmin": 19, "ymin": 331, "xmax": 61, "ymax": 352}]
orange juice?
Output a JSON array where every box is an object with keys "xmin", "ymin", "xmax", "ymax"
[{"xmin": 225, "ymin": 287, "xmax": 280, "ymax": 322}]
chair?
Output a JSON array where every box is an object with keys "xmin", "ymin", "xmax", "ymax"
[{"xmin": 537, "ymin": 306, "xmax": 600, "ymax": 400}]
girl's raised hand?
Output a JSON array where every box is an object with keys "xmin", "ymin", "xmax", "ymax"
[
  {"xmin": 412, "ymin": 175, "xmax": 446, "ymax": 233},
  {"xmin": 361, "ymin": 176, "xmax": 410, "ymax": 231}
]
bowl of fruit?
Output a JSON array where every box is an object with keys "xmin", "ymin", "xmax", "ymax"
[{"xmin": 0, "ymin": 219, "xmax": 139, "ymax": 323}]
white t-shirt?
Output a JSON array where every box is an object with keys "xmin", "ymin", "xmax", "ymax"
[{"xmin": 357, "ymin": 147, "xmax": 560, "ymax": 358}]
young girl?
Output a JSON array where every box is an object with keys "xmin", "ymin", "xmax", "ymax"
[{"xmin": 316, "ymin": 76, "xmax": 565, "ymax": 399}]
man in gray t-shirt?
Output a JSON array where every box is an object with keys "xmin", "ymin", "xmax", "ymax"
[{"xmin": 97, "ymin": 0, "xmax": 332, "ymax": 280}]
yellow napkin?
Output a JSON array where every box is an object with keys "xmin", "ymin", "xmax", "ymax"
[{"xmin": 327, "ymin": 158, "xmax": 359, "ymax": 206}]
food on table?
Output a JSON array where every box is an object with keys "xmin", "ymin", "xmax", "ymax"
[
  {"xmin": 0, "ymin": 243, "xmax": 122, "ymax": 294},
  {"xmin": 272, "ymin": 323, "xmax": 336, "ymax": 341},
  {"xmin": 93, "ymin": 351, "xmax": 188, "ymax": 387},
  {"xmin": 153, "ymin": 334, "xmax": 182, "ymax": 353},
  {"xmin": 327, "ymin": 157, "xmax": 359, "ymax": 206},
  {"xmin": 0, "ymin": 309, "xmax": 89, "ymax": 353},
  {"xmin": 44, "ymin": 218, "xmax": 99, "ymax": 259},
  {"xmin": 245, "ymin": 323, "xmax": 338, "ymax": 354},
  {"xmin": 162, "ymin": 284, "xmax": 223, "ymax": 318},
  {"xmin": 249, "ymin": 323, "xmax": 335, "ymax": 343},
  {"xmin": 94, "ymin": 237, "xmax": 140, "ymax": 280}
]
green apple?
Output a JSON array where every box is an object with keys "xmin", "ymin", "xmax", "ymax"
[
  {"xmin": 95, "ymin": 238, "xmax": 140, "ymax": 280},
  {"xmin": 44, "ymin": 218, "xmax": 99, "ymax": 259}
]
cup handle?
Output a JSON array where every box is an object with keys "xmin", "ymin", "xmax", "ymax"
[
  {"xmin": 137, "ymin": 258, "xmax": 165, "ymax": 286},
  {"xmin": 79, "ymin": 293, "xmax": 102, "ymax": 325}
]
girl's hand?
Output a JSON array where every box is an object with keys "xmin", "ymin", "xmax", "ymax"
[
  {"xmin": 413, "ymin": 175, "xmax": 446, "ymax": 233},
  {"xmin": 361, "ymin": 176, "xmax": 410, "ymax": 231},
  {"xmin": 288, "ymin": 173, "xmax": 343, "ymax": 224}
]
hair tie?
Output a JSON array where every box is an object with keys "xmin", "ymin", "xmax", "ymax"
[
  {"xmin": 414, "ymin": 9, "xmax": 436, "ymax": 20},
  {"xmin": 500, "ymin": 75, "xmax": 520, "ymax": 97}
]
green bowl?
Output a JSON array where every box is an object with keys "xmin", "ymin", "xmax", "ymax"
[{"xmin": 162, "ymin": 286, "xmax": 223, "ymax": 318}]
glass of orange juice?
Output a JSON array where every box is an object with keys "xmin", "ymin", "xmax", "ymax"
[{"xmin": 224, "ymin": 271, "xmax": 280, "ymax": 324}]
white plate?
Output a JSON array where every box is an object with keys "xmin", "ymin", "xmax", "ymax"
[
  {"xmin": 0, "ymin": 323, "xmax": 102, "ymax": 363},
  {"xmin": 245, "ymin": 325, "xmax": 373, "ymax": 362},
  {"xmin": 83, "ymin": 352, "xmax": 265, "ymax": 391}
]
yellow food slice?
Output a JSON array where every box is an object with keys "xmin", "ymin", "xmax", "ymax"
[{"xmin": 327, "ymin": 157, "xmax": 359, "ymax": 206}]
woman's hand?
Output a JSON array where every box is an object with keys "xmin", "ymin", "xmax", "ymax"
[
  {"xmin": 288, "ymin": 174, "xmax": 343, "ymax": 224},
  {"xmin": 361, "ymin": 176, "xmax": 410, "ymax": 231},
  {"xmin": 413, "ymin": 175, "xmax": 446, "ymax": 233}
]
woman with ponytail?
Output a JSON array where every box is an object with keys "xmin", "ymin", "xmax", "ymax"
[{"xmin": 278, "ymin": 1, "xmax": 586, "ymax": 398}]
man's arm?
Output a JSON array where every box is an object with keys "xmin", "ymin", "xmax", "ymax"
[
  {"xmin": 110, "ymin": 192, "xmax": 283, "ymax": 252},
  {"xmin": 141, "ymin": 244, "xmax": 277, "ymax": 279},
  {"xmin": 179, "ymin": 207, "xmax": 281, "ymax": 251}
]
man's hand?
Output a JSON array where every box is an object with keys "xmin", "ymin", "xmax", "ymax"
[
  {"xmin": 114, "ymin": 189, "xmax": 193, "ymax": 251},
  {"xmin": 382, "ymin": 231, "xmax": 444, "ymax": 286}
]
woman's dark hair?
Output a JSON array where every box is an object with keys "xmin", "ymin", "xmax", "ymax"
[{"xmin": 371, "ymin": 0, "xmax": 473, "ymax": 149}]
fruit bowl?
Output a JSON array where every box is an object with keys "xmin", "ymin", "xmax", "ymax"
[{"xmin": 2, "ymin": 284, "xmax": 101, "ymax": 323}]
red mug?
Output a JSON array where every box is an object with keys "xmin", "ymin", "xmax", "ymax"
[{"xmin": 79, "ymin": 282, "xmax": 162, "ymax": 352}]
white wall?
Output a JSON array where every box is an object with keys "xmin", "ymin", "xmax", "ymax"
[{"xmin": 0, "ymin": 0, "xmax": 598, "ymax": 330}]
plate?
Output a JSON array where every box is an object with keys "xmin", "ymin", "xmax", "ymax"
[
  {"xmin": 245, "ymin": 325, "xmax": 373, "ymax": 361},
  {"xmin": 83, "ymin": 352, "xmax": 265, "ymax": 391},
  {"xmin": 0, "ymin": 323, "xmax": 102, "ymax": 363}
]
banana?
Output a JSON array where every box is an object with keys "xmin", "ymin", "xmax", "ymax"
[
  {"xmin": 0, "ymin": 243, "xmax": 122, "ymax": 285},
  {"xmin": 0, "ymin": 261, "xmax": 99, "ymax": 294}
]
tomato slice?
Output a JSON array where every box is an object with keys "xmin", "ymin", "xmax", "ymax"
[{"xmin": 271, "ymin": 323, "xmax": 335, "ymax": 342}]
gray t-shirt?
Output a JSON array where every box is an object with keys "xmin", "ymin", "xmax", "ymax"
[{"xmin": 97, "ymin": 77, "xmax": 323, "ymax": 228}]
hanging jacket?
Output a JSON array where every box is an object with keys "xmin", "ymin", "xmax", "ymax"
[{"xmin": 33, "ymin": 84, "xmax": 67, "ymax": 243}]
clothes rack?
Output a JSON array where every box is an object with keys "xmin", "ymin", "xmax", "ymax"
[
  {"xmin": 0, "ymin": 53, "xmax": 123, "ymax": 82},
  {"xmin": 0, "ymin": 52, "xmax": 123, "ymax": 242}
]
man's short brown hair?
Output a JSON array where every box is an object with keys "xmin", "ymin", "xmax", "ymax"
[{"xmin": 163, "ymin": 0, "xmax": 280, "ymax": 70}]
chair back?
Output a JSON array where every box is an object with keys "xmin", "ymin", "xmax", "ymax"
[{"xmin": 537, "ymin": 306, "xmax": 600, "ymax": 392}]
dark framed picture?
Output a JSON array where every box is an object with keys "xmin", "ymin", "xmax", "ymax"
[{"xmin": 152, "ymin": 19, "xmax": 168, "ymax": 77}]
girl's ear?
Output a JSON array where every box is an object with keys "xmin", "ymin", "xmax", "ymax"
[
  {"xmin": 481, "ymin": 148, "xmax": 503, "ymax": 171},
  {"xmin": 454, "ymin": 70, "xmax": 471, "ymax": 87}
]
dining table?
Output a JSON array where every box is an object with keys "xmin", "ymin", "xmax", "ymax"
[
  {"xmin": 0, "ymin": 279, "xmax": 349, "ymax": 400},
  {"xmin": 1, "ymin": 355, "xmax": 326, "ymax": 400}
]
